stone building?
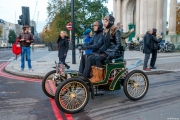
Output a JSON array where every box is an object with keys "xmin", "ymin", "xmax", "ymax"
[
  {"xmin": 113, "ymin": 0, "xmax": 177, "ymax": 41},
  {"xmin": 0, "ymin": 19, "xmax": 22, "ymax": 47}
]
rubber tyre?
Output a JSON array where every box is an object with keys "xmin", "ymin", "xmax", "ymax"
[
  {"xmin": 42, "ymin": 70, "xmax": 64, "ymax": 98},
  {"xmin": 123, "ymin": 70, "xmax": 149, "ymax": 101},
  {"xmin": 55, "ymin": 78, "xmax": 89, "ymax": 114}
]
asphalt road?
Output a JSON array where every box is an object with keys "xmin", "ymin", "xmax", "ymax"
[
  {"xmin": 0, "ymin": 49, "xmax": 15, "ymax": 62},
  {"xmin": 0, "ymin": 50, "xmax": 56, "ymax": 120},
  {"xmin": 73, "ymin": 72, "xmax": 180, "ymax": 120},
  {"xmin": 0, "ymin": 50, "xmax": 180, "ymax": 120}
]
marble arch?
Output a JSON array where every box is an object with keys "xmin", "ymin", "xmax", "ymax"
[{"xmin": 113, "ymin": 0, "xmax": 177, "ymax": 40}]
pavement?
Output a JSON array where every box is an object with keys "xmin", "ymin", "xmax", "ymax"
[{"xmin": 4, "ymin": 47, "xmax": 180, "ymax": 79}]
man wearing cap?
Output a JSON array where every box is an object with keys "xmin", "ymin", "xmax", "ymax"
[{"xmin": 17, "ymin": 25, "xmax": 34, "ymax": 71}]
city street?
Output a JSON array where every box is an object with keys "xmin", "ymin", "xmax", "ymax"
[
  {"xmin": 0, "ymin": 49, "xmax": 180, "ymax": 120},
  {"xmin": 0, "ymin": 50, "xmax": 70, "ymax": 120},
  {"xmin": 1, "ymin": 0, "xmax": 180, "ymax": 119}
]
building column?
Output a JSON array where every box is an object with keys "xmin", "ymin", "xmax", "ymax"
[
  {"xmin": 162, "ymin": 0, "xmax": 167, "ymax": 35},
  {"xmin": 143, "ymin": 0, "xmax": 148, "ymax": 34},
  {"xmin": 113, "ymin": 0, "xmax": 116, "ymax": 20},
  {"xmin": 136, "ymin": 0, "xmax": 140, "ymax": 36},
  {"xmin": 151, "ymin": 0, "xmax": 157, "ymax": 28},
  {"xmin": 139, "ymin": 0, "xmax": 144, "ymax": 36},
  {"xmin": 116, "ymin": 0, "xmax": 121, "ymax": 24},
  {"xmin": 168, "ymin": 0, "xmax": 177, "ymax": 35},
  {"xmin": 147, "ymin": 0, "xmax": 154, "ymax": 29},
  {"xmin": 156, "ymin": 0, "xmax": 163, "ymax": 34},
  {"xmin": 140, "ymin": 0, "xmax": 148, "ymax": 36}
]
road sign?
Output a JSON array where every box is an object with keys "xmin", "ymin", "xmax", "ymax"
[{"xmin": 66, "ymin": 22, "xmax": 72, "ymax": 31}]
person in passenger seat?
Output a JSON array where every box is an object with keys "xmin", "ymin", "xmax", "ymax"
[{"xmin": 90, "ymin": 15, "xmax": 122, "ymax": 83}]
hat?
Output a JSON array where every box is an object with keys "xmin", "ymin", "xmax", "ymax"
[
  {"xmin": 103, "ymin": 15, "xmax": 115, "ymax": 28},
  {"xmin": 83, "ymin": 28, "xmax": 91, "ymax": 35},
  {"xmin": 22, "ymin": 25, "xmax": 29, "ymax": 29}
]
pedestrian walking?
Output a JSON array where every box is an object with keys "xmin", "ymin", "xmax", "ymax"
[
  {"xmin": 56, "ymin": 31, "xmax": 70, "ymax": 69},
  {"xmin": 117, "ymin": 22, "xmax": 134, "ymax": 59},
  {"xmin": 143, "ymin": 29, "xmax": 153, "ymax": 71},
  {"xmin": 150, "ymin": 28, "xmax": 162, "ymax": 69},
  {"xmin": 17, "ymin": 25, "xmax": 34, "ymax": 71}
]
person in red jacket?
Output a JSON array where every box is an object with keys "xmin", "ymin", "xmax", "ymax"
[{"xmin": 17, "ymin": 25, "xmax": 34, "ymax": 71}]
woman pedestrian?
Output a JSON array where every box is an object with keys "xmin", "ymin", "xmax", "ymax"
[{"xmin": 56, "ymin": 31, "xmax": 70, "ymax": 69}]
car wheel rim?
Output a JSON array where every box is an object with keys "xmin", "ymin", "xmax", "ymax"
[
  {"xmin": 59, "ymin": 81, "xmax": 88, "ymax": 111},
  {"xmin": 45, "ymin": 74, "xmax": 64, "ymax": 96},
  {"xmin": 127, "ymin": 73, "xmax": 147, "ymax": 98}
]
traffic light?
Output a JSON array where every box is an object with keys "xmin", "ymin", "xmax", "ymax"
[
  {"xmin": 18, "ymin": 15, "xmax": 24, "ymax": 25},
  {"xmin": 22, "ymin": 7, "xmax": 30, "ymax": 26},
  {"xmin": 17, "ymin": 7, "xmax": 30, "ymax": 26}
]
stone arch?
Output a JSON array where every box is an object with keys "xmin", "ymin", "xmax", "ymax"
[
  {"xmin": 122, "ymin": 0, "xmax": 136, "ymax": 32},
  {"xmin": 126, "ymin": 0, "xmax": 136, "ymax": 25}
]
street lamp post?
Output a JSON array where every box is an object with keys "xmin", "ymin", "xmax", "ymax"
[{"xmin": 71, "ymin": 0, "xmax": 76, "ymax": 64}]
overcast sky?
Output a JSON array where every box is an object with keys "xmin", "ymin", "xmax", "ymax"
[{"xmin": 0, "ymin": 0, "xmax": 179, "ymax": 33}]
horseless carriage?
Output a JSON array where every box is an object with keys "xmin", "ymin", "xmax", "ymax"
[{"xmin": 42, "ymin": 47, "xmax": 149, "ymax": 114}]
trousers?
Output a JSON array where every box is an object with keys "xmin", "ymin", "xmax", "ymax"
[
  {"xmin": 21, "ymin": 46, "xmax": 32, "ymax": 69},
  {"xmin": 94, "ymin": 55, "xmax": 106, "ymax": 68},
  {"xmin": 82, "ymin": 55, "xmax": 96, "ymax": 77},
  {"xmin": 150, "ymin": 50, "xmax": 157, "ymax": 67},
  {"xmin": 59, "ymin": 57, "xmax": 69, "ymax": 68},
  {"xmin": 143, "ymin": 54, "xmax": 150, "ymax": 68}
]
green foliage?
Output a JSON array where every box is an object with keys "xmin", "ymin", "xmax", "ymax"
[
  {"xmin": 8, "ymin": 30, "xmax": 17, "ymax": 44},
  {"xmin": 44, "ymin": 0, "xmax": 109, "ymax": 43},
  {"xmin": 0, "ymin": 26, "xmax": 3, "ymax": 37}
]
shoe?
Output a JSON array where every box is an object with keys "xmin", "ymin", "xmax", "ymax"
[
  {"xmin": 66, "ymin": 66, "xmax": 70, "ymax": 69},
  {"xmin": 143, "ymin": 68, "xmax": 151, "ymax": 71},
  {"xmin": 150, "ymin": 66, "xmax": 156, "ymax": 69},
  {"xmin": 89, "ymin": 66, "xmax": 97, "ymax": 82},
  {"xmin": 20, "ymin": 68, "xmax": 24, "ymax": 71},
  {"xmin": 90, "ymin": 67, "xmax": 105, "ymax": 83},
  {"xmin": 29, "ymin": 68, "xmax": 33, "ymax": 71}
]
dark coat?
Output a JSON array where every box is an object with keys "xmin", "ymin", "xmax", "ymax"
[
  {"xmin": 85, "ymin": 32, "xmax": 103, "ymax": 52},
  {"xmin": 143, "ymin": 32, "xmax": 152, "ymax": 54},
  {"xmin": 151, "ymin": 29, "xmax": 162, "ymax": 50},
  {"xmin": 99, "ymin": 29, "xmax": 121, "ymax": 59},
  {"xmin": 83, "ymin": 20, "xmax": 104, "ymax": 53},
  {"xmin": 152, "ymin": 35, "xmax": 162, "ymax": 50},
  {"xmin": 57, "ymin": 36, "xmax": 69, "ymax": 59}
]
